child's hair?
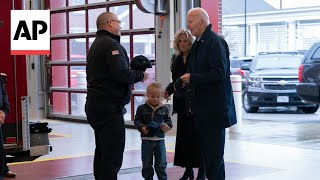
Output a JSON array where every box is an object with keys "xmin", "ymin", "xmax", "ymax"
[{"xmin": 146, "ymin": 82, "xmax": 163, "ymax": 95}]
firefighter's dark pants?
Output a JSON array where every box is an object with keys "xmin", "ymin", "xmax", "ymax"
[{"xmin": 85, "ymin": 98, "xmax": 125, "ymax": 180}]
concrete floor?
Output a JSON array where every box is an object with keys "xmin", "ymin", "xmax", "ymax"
[{"xmin": 6, "ymin": 109, "xmax": 320, "ymax": 179}]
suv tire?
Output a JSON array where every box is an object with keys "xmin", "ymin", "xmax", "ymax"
[
  {"xmin": 242, "ymin": 92, "xmax": 259, "ymax": 113},
  {"xmin": 299, "ymin": 105, "xmax": 319, "ymax": 114}
]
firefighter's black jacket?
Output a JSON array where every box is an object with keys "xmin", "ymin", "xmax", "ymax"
[{"xmin": 86, "ymin": 30, "xmax": 144, "ymax": 105}]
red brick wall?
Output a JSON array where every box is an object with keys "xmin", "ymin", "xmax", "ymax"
[{"xmin": 201, "ymin": 0, "xmax": 222, "ymax": 34}]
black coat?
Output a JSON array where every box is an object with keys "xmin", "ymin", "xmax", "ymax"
[
  {"xmin": 166, "ymin": 54, "xmax": 202, "ymax": 168},
  {"xmin": 0, "ymin": 76, "xmax": 9, "ymax": 117},
  {"xmin": 166, "ymin": 55, "xmax": 188, "ymax": 113},
  {"xmin": 0, "ymin": 75, "xmax": 8, "ymax": 176},
  {"xmin": 86, "ymin": 30, "xmax": 144, "ymax": 106},
  {"xmin": 189, "ymin": 24, "xmax": 237, "ymax": 130},
  {"xmin": 187, "ymin": 25, "xmax": 237, "ymax": 177}
]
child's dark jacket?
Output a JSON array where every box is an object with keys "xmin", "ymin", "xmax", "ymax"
[{"xmin": 134, "ymin": 102, "xmax": 173, "ymax": 138}]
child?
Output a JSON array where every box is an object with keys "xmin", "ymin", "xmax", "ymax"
[{"xmin": 134, "ymin": 82, "xmax": 173, "ymax": 180}]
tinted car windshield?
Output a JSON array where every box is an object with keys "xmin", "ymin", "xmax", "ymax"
[
  {"xmin": 230, "ymin": 60, "xmax": 241, "ymax": 68},
  {"xmin": 251, "ymin": 56, "xmax": 301, "ymax": 71},
  {"xmin": 230, "ymin": 58, "xmax": 253, "ymax": 68}
]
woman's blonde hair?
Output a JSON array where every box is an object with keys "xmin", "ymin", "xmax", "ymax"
[{"xmin": 173, "ymin": 29, "xmax": 195, "ymax": 55}]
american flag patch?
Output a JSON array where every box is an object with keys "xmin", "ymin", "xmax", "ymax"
[{"xmin": 112, "ymin": 50, "xmax": 119, "ymax": 55}]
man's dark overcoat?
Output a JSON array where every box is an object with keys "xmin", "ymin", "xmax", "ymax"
[{"xmin": 188, "ymin": 24, "xmax": 237, "ymax": 179}]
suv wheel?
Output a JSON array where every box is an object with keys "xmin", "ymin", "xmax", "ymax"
[
  {"xmin": 299, "ymin": 105, "xmax": 319, "ymax": 114},
  {"xmin": 242, "ymin": 92, "xmax": 259, "ymax": 113}
]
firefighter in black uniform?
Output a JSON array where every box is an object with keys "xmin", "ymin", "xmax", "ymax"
[
  {"xmin": 85, "ymin": 12, "xmax": 148, "ymax": 180},
  {"xmin": 0, "ymin": 74, "xmax": 16, "ymax": 179},
  {"xmin": 1, "ymin": 21, "xmax": 16, "ymax": 180},
  {"xmin": 0, "ymin": 74, "xmax": 9, "ymax": 180}
]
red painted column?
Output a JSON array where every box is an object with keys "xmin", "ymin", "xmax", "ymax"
[
  {"xmin": 0, "ymin": 0, "xmax": 27, "ymax": 124},
  {"xmin": 201, "ymin": 0, "xmax": 222, "ymax": 34}
]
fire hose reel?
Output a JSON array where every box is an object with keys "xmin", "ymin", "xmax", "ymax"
[
  {"xmin": 135, "ymin": 0, "xmax": 168, "ymax": 38},
  {"xmin": 134, "ymin": 0, "xmax": 168, "ymax": 15}
]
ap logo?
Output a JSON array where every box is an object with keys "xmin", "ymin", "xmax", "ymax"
[{"xmin": 11, "ymin": 10, "xmax": 50, "ymax": 55}]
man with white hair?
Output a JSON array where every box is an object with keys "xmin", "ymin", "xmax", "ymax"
[
  {"xmin": 180, "ymin": 8, "xmax": 237, "ymax": 180},
  {"xmin": 86, "ymin": 12, "xmax": 148, "ymax": 180}
]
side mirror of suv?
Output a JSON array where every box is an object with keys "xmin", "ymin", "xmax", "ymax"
[{"xmin": 241, "ymin": 64, "xmax": 250, "ymax": 71}]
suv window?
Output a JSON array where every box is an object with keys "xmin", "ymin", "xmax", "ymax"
[
  {"xmin": 242, "ymin": 59, "xmax": 253, "ymax": 67},
  {"xmin": 311, "ymin": 47, "xmax": 320, "ymax": 61},
  {"xmin": 230, "ymin": 60, "xmax": 241, "ymax": 68},
  {"xmin": 251, "ymin": 56, "xmax": 301, "ymax": 71},
  {"xmin": 230, "ymin": 57, "xmax": 253, "ymax": 68}
]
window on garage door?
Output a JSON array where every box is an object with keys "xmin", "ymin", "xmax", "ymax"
[{"xmin": 48, "ymin": 0, "xmax": 155, "ymax": 121}]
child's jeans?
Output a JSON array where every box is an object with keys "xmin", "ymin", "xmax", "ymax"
[{"xmin": 141, "ymin": 139, "xmax": 167, "ymax": 180}]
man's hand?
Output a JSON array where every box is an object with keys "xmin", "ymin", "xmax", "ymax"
[
  {"xmin": 141, "ymin": 126, "xmax": 149, "ymax": 134},
  {"xmin": 180, "ymin": 73, "xmax": 190, "ymax": 83},
  {"xmin": 142, "ymin": 72, "xmax": 149, "ymax": 82},
  {"xmin": 0, "ymin": 110, "xmax": 5, "ymax": 125},
  {"xmin": 163, "ymin": 90, "xmax": 170, "ymax": 99}
]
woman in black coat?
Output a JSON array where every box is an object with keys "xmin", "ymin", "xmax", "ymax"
[{"xmin": 164, "ymin": 29, "xmax": 204, "ymax": 180}]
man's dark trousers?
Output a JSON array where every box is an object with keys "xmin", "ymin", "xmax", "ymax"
[
  {"xmin": 199, "ymin": 128, "xmax": 226, "ymax": 180},
  {"xmin": 85, "ymin": 98, "xmax": 125, "ymax": 180}
]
